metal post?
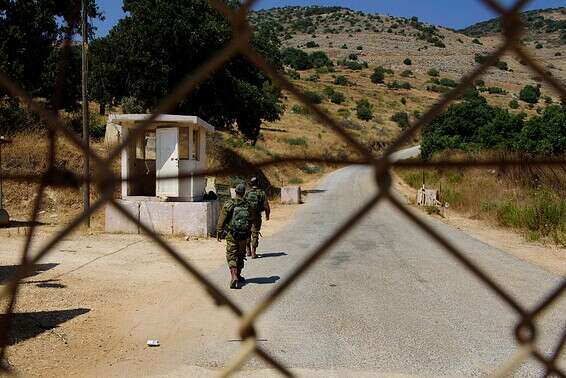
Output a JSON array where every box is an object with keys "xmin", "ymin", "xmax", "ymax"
[
  {"xmin": 0, "ymin": 139, "xmax": 3, "ymax": 208},
  {"xmin": 82, "ymin": 0, "xmax": 90, "ymax": 227}
]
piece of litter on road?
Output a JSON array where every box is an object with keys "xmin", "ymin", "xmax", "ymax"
[{"xmin": 147, "ymin": 339, "xmax": 160, "ymax": 347}]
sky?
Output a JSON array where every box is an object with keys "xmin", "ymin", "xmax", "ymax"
[{"xmin": 92, "ymin": 0, "xmax": 565, "ymax": 37}]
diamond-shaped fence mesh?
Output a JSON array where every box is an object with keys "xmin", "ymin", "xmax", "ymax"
[{"xmin": 0, "ymin": 0, "xmax": 565, "ymax": 376}]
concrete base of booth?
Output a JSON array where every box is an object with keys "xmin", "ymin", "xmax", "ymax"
[{"xmin": 105, "ymin": 199, "xmax": 220, "ymax": 237}]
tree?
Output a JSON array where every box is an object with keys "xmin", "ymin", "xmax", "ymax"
[
  {"xmin": 308, "ymin": 51, "xmax": 333, "ymax": 68},
  {"xmin": 282, "ymin": 48, "xmax": 311, "ymax": 70},
  {"xmin": 391, "ymin": 112, "xmax": 410, "ymax": 130},
  {"xmin": 403, "ymin": 58, "xmax": 412, "ymax": 66},
  {"xmin": 0, "ymin": 0, "xmax": 101, "ymax": 109},
  {"xmin": 518, "ymin": 105, "xmax": 566, "ymax": 155},
  {"xmin": 519, "ymin": 85, "xmax": 541, "ymax": 104},
  {"xmin": 89, "ymin": 0, "xmax": 283, "ymax": 141},
  {"xmin": 356, "ymin": 99, "xmax": 373, "ymax": 121}
]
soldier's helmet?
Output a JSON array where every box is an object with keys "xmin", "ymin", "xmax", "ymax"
[
  {"xmin": 235, "ymin": 183, "xmax": 246, "ymax": 195},
  {"xmin": 250, "ymin": 177, "xmax": 258, "ymax": 186}
]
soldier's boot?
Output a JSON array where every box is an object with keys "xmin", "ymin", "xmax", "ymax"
[
  {"xmin": 251, "ymin": 246, "xmax": 258, "ymax": 259},
  {"xmin": 246, "ymin": 242, "xmax": 251, "ymax": 257},
  {"xmin": 229, "ymin": 268, "xmax": 240, "ymax": 289},
  {"xmin": 237, "ymin": 267, "xmax": 245, "ymax": 284}
]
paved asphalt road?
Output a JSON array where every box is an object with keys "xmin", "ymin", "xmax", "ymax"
[{"xmin": 195, "ymin": 165, "xmax": 565, "ymax": 376}]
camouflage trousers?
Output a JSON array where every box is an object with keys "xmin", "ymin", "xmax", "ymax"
[
  {"xmin": 226, "ymin": 232, "xmax": 247, "ymax": 269},
  {"xmin": 248, "ymin": 218, "xmax": 262, "ymax": 249}
]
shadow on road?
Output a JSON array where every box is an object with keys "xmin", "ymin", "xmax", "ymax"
[
  {"xmin": 0, "ymin": 308, "xmax": 90, "ymax": 346},
  {"xmin": 244, "ymin": 276, "xmax": 280, "ymax": 285},
  {"xmin": 259, "ymin": 252, "xmax": 288, "ymax": 258},
  {"xmin": 1, "ymin": 220, "xmax": 47, "ymax": 229},
  {"xmin": 302, "ymin": 189, "xmax": 326, "ymax": 195},
  {"xmin": 0, "ymin": 263, "xmax": 58, "ymax": 284}
]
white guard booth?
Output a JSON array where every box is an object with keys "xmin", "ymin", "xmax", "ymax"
[{"xmin": 105, "ymin": 114, "xmax": 219, "ymax": 237}]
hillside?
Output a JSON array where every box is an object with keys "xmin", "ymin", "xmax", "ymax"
[
  {"xmin": 460, "ymin": 7, "xmax": 566, "ymax": 47},
  {"xmin": 247, "ymin": 6, "xmax": 565, "ymax": 161}
]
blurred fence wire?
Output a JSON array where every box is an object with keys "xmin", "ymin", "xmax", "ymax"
[{"xmin": 0, "ymin": 0, "xmax": 565, "ymax": 376}]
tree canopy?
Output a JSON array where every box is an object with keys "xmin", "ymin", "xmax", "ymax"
[
  {"xmin": 421, "ymin": 91, "xmax": 566, "ymax": 158},
  {"xmin": 0, "ymin": 0, "xmax": 100, "ymax": 109},
  {"xmin": 89, "ymin": 0, "xmax": 284, "ymax": 141}
]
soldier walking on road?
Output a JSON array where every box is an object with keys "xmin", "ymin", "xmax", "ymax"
[
  {"xmin": 245, "ymin": 177, "xmax": 271, "ymax": 259},
  {"xmin": 217, "ymin": 184, "xmax": 251, "ymax": 289}
]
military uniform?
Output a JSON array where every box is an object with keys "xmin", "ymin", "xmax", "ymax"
[
  {"xmin": 217, "ymin": 197, "xmax": 249, "ymax": 272},
  {"xmin": 244, "ymin": 186, "xmax": 271, "ymax": 253}
]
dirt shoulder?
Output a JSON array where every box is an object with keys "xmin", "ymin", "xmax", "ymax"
[
  {"xmin": 394, "ymin": 173, "xmax": 566, "ymax": 276},
  {"xmin": 0, "ymin": 198, "xmax": 301, "ymax": 377}
]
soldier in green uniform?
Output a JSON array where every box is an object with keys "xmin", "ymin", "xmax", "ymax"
[
  {"xmin": 244, "ymin": 177, "xmax": 271, "ymax": 259},
  {"xmin": 217, "ymin": 184, "xmax": 251, "ymax": 289}
]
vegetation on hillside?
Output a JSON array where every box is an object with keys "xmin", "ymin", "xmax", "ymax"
[
  {"xmin": 460, "ymin": 7, "xmax": 566, "ymax": 46},
  {"xmin": 421, "ymin": 90, "xmax": 566, "ymax": 159}
]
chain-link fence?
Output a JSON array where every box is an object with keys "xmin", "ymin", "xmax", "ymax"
[{"xmin": 0, "ymin": 0, "xmax": 565, "ymax": 376}]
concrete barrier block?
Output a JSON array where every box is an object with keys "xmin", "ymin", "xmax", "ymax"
[
  {"xmin": 281, "ymin": 186, "xmax": 301, "ymax": 204},
  {"xmin": 140, "ymin": 202, "xmax": 173, "ymax": 235},
  {"xmin": 173, "ymin": 202, "xmax": 208, "ymax": 236},
  {"xmin": 105, "ymin": 200, "xmax": 140, "ymax": 234}
]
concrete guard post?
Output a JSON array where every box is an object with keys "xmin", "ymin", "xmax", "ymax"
[{"xmin": 281, "ymin": 186, "xmax": 302, "ymax": 204}]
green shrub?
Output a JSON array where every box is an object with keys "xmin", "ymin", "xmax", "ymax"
[
  {"xmin": 371, "ymin": 67, "xmax": 386, "ymax": 84},
  {"xmin": 323, "ymin": 86, "xmax": 335, "ymax": 97},
  {"xmin": 428, "ymin": 68, "xmax": 440, "ymax": 77},
  {"xmin": 348, "ymin": 53, "xmax": 358, "ymax": 60},
  {"xmin": 535, "ymin": 43, "xmax": 543, "ymax": 49},
  {"xmin": 400, "ymin": 70, "xmax": 413, "ymax": 78},
  {"xmin": 301, "ymin": 165, "xmax": 322, "ymax": 174},
  {"xmin": 387, "ymin": 81, "xmax": 412, "ymax": 90},
  {"xmin": 330, "ymin": 92, "xmax": 346, "ymax": 104},
  {"xmin": 337, "ymin": 108, "xmax": 351, "ymax": 119},
  {"xmin": 340, "ymin": 43, "xmax": 348, "ymax": 49},
  {"xmin": 334, "ymin": 75, "xmax": 350, "ymax": 86},
  {"xmin": 291, "ymin": 104, "xmax": 310, "ymax": 115},
  {"xmin": 0, "ymin": 99, "xmax": 41, "ymax": 134},
  {"xmin": 306, "ymin": 74, "xmax": 320, "ymax": 82},
  {"xmin": 509, "ymin": 99, "xmax": 519, "ymax": 109},
  {"xmin": 341, "ymin": 59, "xmax": 367, "ymax": 70},
  {"xmin": 306, "ymin": 41, "xmax": 319, "ymax": 48},
  {"xmin": 89, "ymin": 113, "xmax": 106, "ymax": 139},
  {"xmin": 356, "ymin": 99, "xmax": 374, "ymax": 121},
  {"xmin": 475, "ymin": 79, "xmax": 485, "ymax": 87},
  {"xmin": 356, "ymin": 45, "xmax": 363, "ymax": 50},
  {"xmin": 304, "ymin": 90, "xmax": 323, "ymax": 104},
  {"xmin": 289, "ymin": 177, "xmax": 304, "ymax": 184},
  {"xmin": 439, "ymin": 78, "xmax": 457, "ymax": 88},
  {"xmin": 472, "ymin": 38, "xmax": 482, "ymax": 45},
  {"xmin": 282, "ymin": 48, "xmax": 312, "ymax": 70},
  {"xmin": 391, "ymin": 111, "xmax": 410, "ymax": 130},
  {"xmin": 287, "ymin": 69, "xmax": 300, "ymax": 80},
  {"xmin": 519, "ymin": 84, "xmax": 541, "ymax": 104},
  {"xmin": 497, "ymin": 202, "xmax": 523, "ymax": 228},
  {"xmin": 403, "ymin": 58, "xmax": 412, "ymax": 65},
  {"xmin": 309, "ymin": 51, "xmax": 333, "ymax": 68},
  {"xmin": 286, "ymin": 137, "xmax": 308, "ymax": 146},
  {"xmin": 400, "ymin": 97, "xmax": 407, "ymax": 105}
]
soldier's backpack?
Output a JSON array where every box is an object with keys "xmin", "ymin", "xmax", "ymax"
[
  {"xmin": 229, "ymin": 201, "xmax": 251, "ymax": 240},
  {"xmin": 245, "ymin": 190, "xmax": 264, "ymax": 214}
]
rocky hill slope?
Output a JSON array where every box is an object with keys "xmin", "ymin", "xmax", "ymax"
[
  {"xmin": 250, "ymin": 6, "xmax": 565, "ymax": 91},
  {"xmin": 460, "ymin": 7, "xmax": 566, "ymax": 47}
]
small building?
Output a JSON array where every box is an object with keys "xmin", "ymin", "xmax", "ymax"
[{"xmin": 105, "ymin": 114, "xmax": 219, "ymax": 237}]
